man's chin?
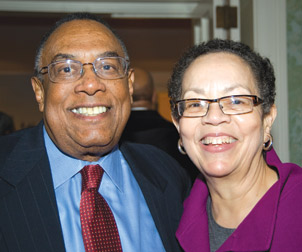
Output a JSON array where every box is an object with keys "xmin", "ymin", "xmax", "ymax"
[{"xmin": 77, "ymin": 137, "xmax": 118, "ymax": 157}]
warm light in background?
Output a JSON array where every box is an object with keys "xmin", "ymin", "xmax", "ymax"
[{"xmin": 157, "ymin": 92, "xmax": 172, "ymax": 122}]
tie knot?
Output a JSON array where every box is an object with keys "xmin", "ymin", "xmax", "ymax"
[{"xmin": 81, "ymin": 164, "xmax": 104, "ymax": 191}]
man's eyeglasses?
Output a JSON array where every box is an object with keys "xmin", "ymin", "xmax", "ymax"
[
  {"xmin": 39, "ymin": 56, "xmax": 129, "ymax": 83},
  {"xmin": 174, "ymin": 95, "xmax": 263, "ymax": 118}
]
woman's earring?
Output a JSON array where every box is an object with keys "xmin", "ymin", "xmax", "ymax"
[
  {"xmin": 263, "ymin": 134, "xmax": 273, "ymax": 151},
  {"xmin": 178, "ymin": 139, "xmax": 187, "ymax": 155}
]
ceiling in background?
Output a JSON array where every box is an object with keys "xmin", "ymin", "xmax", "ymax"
[
  {"xmin": 0, "ymin": 0, "xmax": 212, "ymax": 19},
  {"xmin": 0, "ymin": 0, "xmax": 210, "ymax": 2}
]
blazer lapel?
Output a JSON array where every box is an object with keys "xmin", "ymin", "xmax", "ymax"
[
  {"xmin": 120, "ymin": 141, "xmax": 182, "ymax": 252},
  {"xmin": 0, "ymin": 123, "xmax": 65, "ymax": 252}
]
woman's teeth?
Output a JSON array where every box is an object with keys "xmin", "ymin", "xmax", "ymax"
[{"xmin": 202, "ymin": 136, "xmax": 236, "ymax": 145}]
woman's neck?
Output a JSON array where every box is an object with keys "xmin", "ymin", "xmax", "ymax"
[{"xmin": 206, "ymin": 159, "xmax": 278, "ymax": 229}]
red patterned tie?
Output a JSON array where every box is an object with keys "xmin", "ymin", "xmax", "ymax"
[{"xmin": 80, "ymin": 165, "xmax": 123, "ymax": 252}]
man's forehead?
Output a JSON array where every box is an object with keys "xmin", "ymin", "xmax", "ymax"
[
  {"xmin": 49, "ymin": 19, "xmax": 115, "ymax": 43},
  {"xmin": 42, "ymin": 19, "xmax": 123, "ymax": 61}
]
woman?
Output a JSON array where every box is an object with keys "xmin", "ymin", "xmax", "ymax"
[{"xmin": 168, "ymin": 39, "xmax": 302, "ymax": 252}]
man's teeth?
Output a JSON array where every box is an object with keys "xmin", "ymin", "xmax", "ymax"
[
  {"xmin": 71, "ymin": 106, "xmax": 107, "ymax": 116},
  {"xmin": 202, "ymin": 136, "xmax": 236, "ymax": 145}
]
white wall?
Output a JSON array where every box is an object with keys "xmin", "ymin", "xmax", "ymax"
[{"xmin": 253, "ymin": 0, "xmax": 289, "ymax": 162}]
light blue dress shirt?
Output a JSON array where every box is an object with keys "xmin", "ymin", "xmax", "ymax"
[{"xmin": 44, "ymin": 128, "xmax": 165, "ymax": 252}]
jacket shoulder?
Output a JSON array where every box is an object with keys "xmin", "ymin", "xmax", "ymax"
[
  {"xmin": 0, "ymin": 129, "xmax": 27, "ymax": 167},
  {"xmin": 0, "ymin": 125, "xmax": 44, "ymax": 192},
  {"xmin": 120, "ymin": 141, "xmax": 192, "ymax": 197},
  {"xmin": 120, "ymin": 141, "xmax": 186, "ymax": 174}
]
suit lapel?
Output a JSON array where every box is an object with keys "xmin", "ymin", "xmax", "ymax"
[
  {"xmin": 0, "ymin": 123, "xmax": 65, "ymax": 252},
  {"xmin": 120, "ymin": 142, "xmax": 180, "ymax": 252}
]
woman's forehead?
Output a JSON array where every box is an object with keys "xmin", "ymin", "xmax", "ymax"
[{"xmin": 182, "ymin": 52, "xmax": 258, "ymax": 95}]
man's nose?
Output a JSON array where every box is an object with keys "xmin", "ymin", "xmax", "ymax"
[{"xmin": 74, "ymin": 64, "xmax": 106, "ymax": 95}]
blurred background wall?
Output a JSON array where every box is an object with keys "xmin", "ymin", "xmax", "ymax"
[{"xmin": 287, "ymin": 0, "xmax": 302, "ymax": 164}]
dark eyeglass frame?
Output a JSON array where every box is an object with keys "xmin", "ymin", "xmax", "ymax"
[
  {"xmin": 174, "ymin": 95, "xmax": 264, "ymax": 118},
  {"xmin": 38, "ymin": 56, "xmax": 129, "ymax": 83}
]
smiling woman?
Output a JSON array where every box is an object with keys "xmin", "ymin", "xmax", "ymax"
[{"xmin": 168, "ymin": 39, "xmax": 302, "ymax": 252}]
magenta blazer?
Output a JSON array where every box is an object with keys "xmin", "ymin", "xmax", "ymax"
[{"xmin": 176, "ymin": 148, "xmax": 302, "ymax": 251}]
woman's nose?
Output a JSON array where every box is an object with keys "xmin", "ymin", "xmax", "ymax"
[{"xmin": 202, "ymin": 102, "xmax": 231, "ymax": 125}]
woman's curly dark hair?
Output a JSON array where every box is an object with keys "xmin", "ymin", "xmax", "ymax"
[{"xmin": 168, "ymin": 39, "xmax": 276, "ymax": 120}]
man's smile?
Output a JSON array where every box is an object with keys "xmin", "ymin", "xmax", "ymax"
[{"xmin": 71, "ymin": 106, "xmax": 108, "ymax": 116}]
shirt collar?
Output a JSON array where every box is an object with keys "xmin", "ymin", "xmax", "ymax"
[
  {"xmin": 43, "ymin": 127, "xmax": 124, "ymax": 192},
  {"xmin": 131, "ymin": 107, "xmax": 149, "ymax": 111}
]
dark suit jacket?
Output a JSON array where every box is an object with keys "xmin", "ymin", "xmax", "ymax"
[
  {"xmin": 0, "ymin": 122, "xmax": 191, "ymax": 252},
  {"xmin": 0, "ymin": 111, "xmax": 14, "ymax": 135},
  {"xmin": 122, "ymin": 110, "xmax": 198, "ymax": 180}
]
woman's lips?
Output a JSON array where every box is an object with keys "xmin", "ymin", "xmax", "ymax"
[{"xmin": 200, "ymin": 134, "xmax": 238, "ymax": 153}]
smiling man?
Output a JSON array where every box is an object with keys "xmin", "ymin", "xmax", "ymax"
[{"xmin": 0, "ymin": 13, "xmax": 191, "ymax": 252}]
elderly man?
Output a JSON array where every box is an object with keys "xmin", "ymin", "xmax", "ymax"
[{"xmin": 0, "ymin": 13, "xmax": 190, "ymax": 252}]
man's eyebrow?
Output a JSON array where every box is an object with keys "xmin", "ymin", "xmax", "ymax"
[
  {"xmin": 51, "ymin": 53, "xmax": 75, "ymax": 62},
  {"xmin": 51, "ymin": 51, "xmax": 122, "ymax": 62},
  {"xmin": 96, "ymin": 51, "xmax": 120, "ymax": 58}
]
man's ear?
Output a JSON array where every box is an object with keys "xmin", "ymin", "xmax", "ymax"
[
  {"xmin": 31, "ymin": 77, "xmax": 45, "ymax": 112},
  {"xmin": 263, "ymin": 104, "xmax": 277, "ymax": 142},
  {"xmin": 128, "ymin": 69, "xmax": 134, "ymax": 104}
]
